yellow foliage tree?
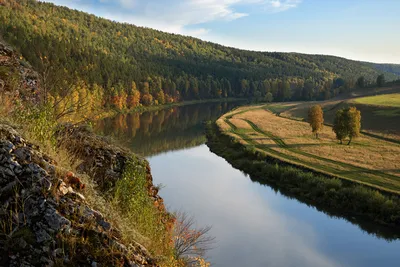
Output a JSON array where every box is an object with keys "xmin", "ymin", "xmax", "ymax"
[
  {"xmin": 308, "ymin": 105, "xmax": 324, "ymax": 138},
  {"xmin": 127, "ymin": 81, "xmax": 141, "ymax": 109}
]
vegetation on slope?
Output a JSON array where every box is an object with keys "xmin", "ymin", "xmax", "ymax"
[{"xmin": 1, "ymin": 0, "xmax": 400, "ymax": 114}]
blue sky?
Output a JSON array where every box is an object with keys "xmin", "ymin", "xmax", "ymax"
[{"xmin": 44, "ymin": 0, "xmax": 400, "ymax": 63}]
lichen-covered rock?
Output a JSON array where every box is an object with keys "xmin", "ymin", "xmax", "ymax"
[{"xmin": 0, "ymin": 124, "xmax": 157, "ymax": 266}]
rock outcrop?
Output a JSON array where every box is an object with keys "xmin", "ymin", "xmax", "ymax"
[
  {"xmin": 0, "ymin": 38, "xmax": 39, "ymax": 102},
  {"xmin": 56, "ymin": 124, "xmax": 168, "ymax": 217},
  {"xmin": 0, "ymin": 124, "xmax": 157, "ymax": 266}
]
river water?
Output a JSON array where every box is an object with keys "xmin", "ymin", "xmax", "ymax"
[{"xmin": 95, "ymin": 102, "xmax": 400, "ymax": 267}]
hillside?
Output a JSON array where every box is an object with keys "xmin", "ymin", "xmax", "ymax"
[
  {"xmin": 1, "ymin": 0, "xmax": 400, "ymax": 111},
  {"xmin": 0, "ymin": 30, "xmax": 207, "ymax": 267},
  {"xmin": 373, "ymin": 63, "xmax": 400, "ymax": 76}
]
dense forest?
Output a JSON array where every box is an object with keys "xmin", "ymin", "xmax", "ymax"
[{"xmin": 1, "ymin": 0, "xmax": 399, "ymax": 111}]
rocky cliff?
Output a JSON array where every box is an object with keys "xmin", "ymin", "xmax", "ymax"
[
  {"xmin": 0, "ymin": 124, "xmax": 158, "ymax": 266},
  {"xmin": 0, "ymin": 38, "xmax": 39, "ymax": 102}
]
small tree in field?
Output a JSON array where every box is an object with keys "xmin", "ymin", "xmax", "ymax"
[
  {"xmin": 346, "ymin": 107, "xmax": 361, "ymax": 145},
  {"xmin": 333, "ymin": 109, "xmax": 347, "ymax": 144},
  {"xmin": 308, "ymin": 105, "xmax": 324, "ymax": 138},
  {"xmin": 333, "ymin": 107, "xmax": 361, "ymax": 145}
]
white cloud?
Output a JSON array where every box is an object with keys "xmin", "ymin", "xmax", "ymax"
[
  {"xmin": 43, "ymin": 0, "xmax": 302, "ymax": 37},
  {"xmin": 265, "ymin": 0, "xmax": 302, "ymax": 12}
]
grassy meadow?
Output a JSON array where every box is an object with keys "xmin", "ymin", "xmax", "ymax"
[
  {"xmin": 217, "ymin": 104, "xmax": 400, "ymax": 194},
  {"xmin": 353, "ymin": 93, "xmax": 400, "ymax": 107}
]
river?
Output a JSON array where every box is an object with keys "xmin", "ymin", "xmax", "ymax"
[{"xmin": 94, "ymin": 102, "xmax": 400, "ymax": 267}]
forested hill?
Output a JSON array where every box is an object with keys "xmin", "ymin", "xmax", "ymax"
[
  {"xmin": 1, "ymin": 0, "xmax": 399, "ymax": 110},
  {"xmin": 372, "ymin": 64, "xmax": 400, "ymax": 76}
]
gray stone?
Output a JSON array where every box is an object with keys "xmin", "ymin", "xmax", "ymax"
[
  {"xmin": 4, "ymin": 167, "xmax": 15, "ymax": 177},
  {"xmin": 27, "ymin": 163, "xmax": 40, "ymax": 174},
  {"xmin": 36, "ymin": 228, "xmax": 51, "ymax": 243},
  {"xmin": 2, "ymin": 140, "xmax": 14, "ymax": 152},
  {"xmin": 98, "ymin": 219, "xmax": 111, "ymax": 231},
  {"xmin": 44, "ymin": 207, "xmax": 71, "ymax": 232},
  {"xmin": 13, "ymin": 147, "xmax": 31, "ymax": 162}
]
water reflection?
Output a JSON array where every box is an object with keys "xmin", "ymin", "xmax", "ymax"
[
  {"xmin": 94, "ymin": 102, "xmax": 400, "ymax": 267},
  {"xmin": 94, "ymin": 102, "xmax": 242, "ymax": 156},
  {"xmin": 149, "ymin": 145, "xmax": 400, "ymax": 267}
]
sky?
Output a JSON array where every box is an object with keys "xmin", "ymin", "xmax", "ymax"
[{"xmin": 43, "ymin": 0, "xmax": 400, "ymax": 63}]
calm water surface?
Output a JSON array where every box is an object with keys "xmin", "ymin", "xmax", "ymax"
[{"xmin": 95, "ymin": 102, "xmax": 400, "ymax": 267}]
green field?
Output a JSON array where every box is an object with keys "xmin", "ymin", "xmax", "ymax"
[{"xmin": 354, "ymin": 94, "xmax": 400, "ymax": 107}]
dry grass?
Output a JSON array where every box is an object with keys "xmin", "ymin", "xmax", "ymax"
[
  {"xmin": 229, "ymin": 118, "xmax": 253, "ymax": 130},
  {"xmin": 220, "ymin": 106, "xmax": 400, "ymax": 194}
]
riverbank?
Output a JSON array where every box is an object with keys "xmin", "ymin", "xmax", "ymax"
[{"xmin": 206, "ymin": 107, "xmax": 400, "ymax": 231}]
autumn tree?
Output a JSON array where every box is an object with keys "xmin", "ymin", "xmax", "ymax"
[
  {"xmin": 333, "ymin": 107, "xmax": 361, "ymax": 145},
  {"xmin": 127, "ymin": 81, "xmax": 140, "ymax": 109},
  {"xmin": 141, "ymin": 93, "xmax": 153, "ymax": 106},
  {"xmin": 346, "ymin": 107, "xmax": 361, "ymax": 145},
  {"xmin": 308, "ymin": 105, "xmax": 324, "ymax": 138}
]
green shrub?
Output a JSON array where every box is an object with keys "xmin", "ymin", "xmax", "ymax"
[
  {"xmin": 13, "ymin": 103, "xmax": 57, "ymax": 146},
  {"xmin": 112, "ymin": 158, "xmax": 173, "ymax": 258}
]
